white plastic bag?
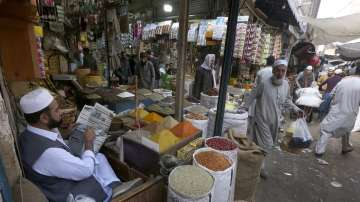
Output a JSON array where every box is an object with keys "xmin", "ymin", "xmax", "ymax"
[
  {"xmin": 293, "ymin": 118, "xmax": 313, "ymax": 141},
  {"xmin": 352, "ymin": 107, "xmax": 360, "ymax": 132}
]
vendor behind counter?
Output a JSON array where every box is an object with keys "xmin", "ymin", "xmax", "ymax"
[{"xmin": 193, "ymin": 54, "xmax": 217, "ymax": 99}]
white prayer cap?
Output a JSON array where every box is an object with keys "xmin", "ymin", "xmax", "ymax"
[
  {"xmin": 328, "ymin": 66, "xmax": 335, "ymax": 71},
  {"xmin": 273, "ymin": 59, "xmax": 288, "ymax": 68},
  {"xmin": 20, "ymin": 88, "xmax": 54, "ymax": 114},
  {"xmin": 335, "ymin": 69, "xmax": 343, "ymax": 74},
  {"xmin": 306, "ymin": 65, "xmax": 313, "ymax": 71}
]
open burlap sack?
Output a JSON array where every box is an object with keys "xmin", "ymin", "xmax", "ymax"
[{"xmin": 226, "ymin": 129, "xmax": 265, "ymax": 202}]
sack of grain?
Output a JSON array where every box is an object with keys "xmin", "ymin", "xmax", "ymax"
[
  {"xmin": 184, "ymin": 112, "xmax": 208, "ymax": 138},
  {"xmin": 205, "ymin": 137, "xmax": 238, "ymax": 202},
  {"xmin": 226, "ymin": 130, "xmax": 265, "ymax": 202},
  {"xmin": 168, "ymin": 165, "xmax": 214, "ymax": 202},
  {"xmin": 193, "ymin": 148, "xmax": 234, "ymax": 202},
  {"xmin": 207, "ymin": 108, "xmax": 248, "ymax": 137},
  {"xmin": 200, "ymin": 92, "xmax": 218, "ymax": 109}
]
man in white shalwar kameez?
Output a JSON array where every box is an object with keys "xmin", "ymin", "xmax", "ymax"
[
  {"xmin": 247, "ymin": 56, "xmax": 275, "ymax": 136},
  {"xmin": 245, "ymin": 59, "xmax": 303, "ymax": 178},
  {"xmin": 315, "ymin": 69, "xmax": 360, "ymax": 157},
  {"xmin": 19, "ymin": 88, "xmax": 140, "ymax": 202}
]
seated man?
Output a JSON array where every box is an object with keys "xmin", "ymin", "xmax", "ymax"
[{"xmin": 19, "ymin": 88, "xmax": 139, "ymax": 202}]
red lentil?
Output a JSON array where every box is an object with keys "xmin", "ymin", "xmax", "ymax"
[{"xmin": 195, "ymin": 151, "xmax": 231, "ymax": 171}]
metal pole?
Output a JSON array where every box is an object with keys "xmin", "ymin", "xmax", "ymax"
[
  {"xmin": 213, "ymin": 0, "xmax": 241, "ymax": 136},
  {"xmin": 104, "ymin": 8, "xmax": 111, "ymax": 88},
  {"xmin": 174, "ymin": 0, "xmax": 189, "ymax": 121}
]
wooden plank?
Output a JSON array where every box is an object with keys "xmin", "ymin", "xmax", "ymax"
[
  {"xmin": 0, "ymin": 19, "xmax": 40, "ymax": 81},
  {"xmin": 102, "ymin": 148, "xmax": 166, "ymax": 202},
  {"xmin": 111, "ymin": 176, "xmax": 166, "ymax": 202},
  {"xmin": 0, "ymin": 79, "xmax": 22, "ymax": 187}
]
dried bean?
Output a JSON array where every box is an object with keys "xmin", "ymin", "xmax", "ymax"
[{"xmin": 206, "ymin": 137, "xmax": 237, "ymax": 151}]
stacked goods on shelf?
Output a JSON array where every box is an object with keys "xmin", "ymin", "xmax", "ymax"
[
  {"xmin": 187, "ymin": 23, "xmax": 199, "ymax": 42},
  {"xmin": 170, "ymin": 22, "xmax": 179, "ymax": 40},
  {"xmin": 272, "ymin": 33, "xmax": 282, "ymax": 59}
]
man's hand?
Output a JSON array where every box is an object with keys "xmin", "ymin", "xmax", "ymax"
[
  {"xmin": 297, "ymin": 110, "xmax": 305, "ymax": 118},
  {"xmin": 84, "ymin": 128, "xmax": 95, "ymax": 151}
]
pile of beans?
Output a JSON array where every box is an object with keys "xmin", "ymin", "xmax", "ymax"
[
  {"xmin": 206, "ymin": 137, "xmax": 237, "ymax": 151},
  {"xmin": 169, "ymin": 165, "xmax": 214, "ymax": 198},
  {"xmin": 195, "ymin": 150, "xmax": 231, "ymax": 171}
]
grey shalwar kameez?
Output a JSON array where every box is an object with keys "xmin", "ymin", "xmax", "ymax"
[
  {"xmin": 296, "ymin": 71, "xmax": 315, "ymax": 88},
  {"xmin": 137, "ymin": 61, "xmax": 155, "ymax": 89},
  {"xmin": 246, "ymin": 77, "xmax": 300, "ymax": 153},
  {"xmin": 315, "ymin": 76, "xmax": 360, "ymax": 154},
  {"xmin": 247, "ymin": 66, "xmax": 273, "ymax": 137}
]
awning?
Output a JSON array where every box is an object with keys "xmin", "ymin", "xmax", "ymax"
[
  {"xmin": 255, "ymin": 0, "xmax": 306, "ymax": 32},
  {"xmin": 303, "ymin": 13, "xmax": 360, "ymax": 45},
  {"xmin": 336, "ymin": 42, "xmax": 360, "ymax": 61}
]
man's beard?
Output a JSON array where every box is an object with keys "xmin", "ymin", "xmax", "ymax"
[
  {"xmin": 271, "ymin": 76, "xmax": 284, "ymax": 86},
  {"xmin": 48, "ymin": 117, "xmax": 62, "ymax": 129}
]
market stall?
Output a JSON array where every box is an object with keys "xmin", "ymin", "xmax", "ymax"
[{"xmin": 0, "ymin": 0, "xmax": 308, "ymax": 201}]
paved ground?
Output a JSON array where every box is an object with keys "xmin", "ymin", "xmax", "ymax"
[{"xmin": 256, "ymin": 117, "xmax": 360, "ymax": 202}]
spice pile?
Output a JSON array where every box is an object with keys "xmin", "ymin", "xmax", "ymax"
[
  {"xmin": 160, "ymin": 116, "xmax": 179, "ymax": 129},
  {"xmin": 195, "ymin": 150, "xmax": 231, "ymax": 171},
  {"xmin": 129, "ymin": 108, "xmax": 149, "ymax": 119},
  {"xmin": 185, "ymin": 112, "xmax": 207, "ymax": 120},
  {"xmin": 143, "ymin": 112, "xmax": 163, "ymax": 123},
  {"xmin": 206, "ymin": 137, "xmax": 237, "ymax": 151},
  {"xmin": 185, "ymin": 105, "xmax": 209, "ymax": 114},
  {"xmin": 170, "ymin": 121, "xmax": 199, "ymax": 138},
  {"xmin": 148, "ymin": 129, "xmax": 180, "ymax": 152},
  {"xmin": 169, "ymin": 165, "xmax": 214, "ymax": 198},
  {"xmin": 204, "ymin": 88, "xmax": 219, "ymax": 96}
]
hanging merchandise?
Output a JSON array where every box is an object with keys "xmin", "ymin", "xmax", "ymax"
[
  {"xmin": 250, "ymin": 26, "xmax": 262, "ymax": 64},
  {"xmin": 272, "ymin": 33, "xmax": 282, "ymax": 59},
  {"xmin": 34, "ymin": 26, "xmax": 46, "ymax": 78},
  {"xmin": 142, "ymin": 23, "xmax": 157, "ymax": 41},
  {"xmin": 252, "ymin": 26, "xmax": 263, "ymax": 64},
  {"xmin": 156, "ymin": 20, "xmax": 172, "ymax": 35},
  {"xmin": 187, "ymin": 23, "xmax": 199, "ymax": 43},
  {"xmin": 242, "ymin": 24, "xmax": 263, "ymax": 64},
  {"xmin": 243, "ymin": 24, "xmax": 256, "ymax": 62},
  {"xmin": 231, "ymin": 23, "xmax": 247, "ymax": 58},
  {"xmin": 170, "ymin": 22, "xmax": 179, "ymax": 40},
  {"xmin": 56, "ymin": 5, "xmax": 65, "ymax": 22},
  {"xmin": 259, "ymin": 33, "xmax": 272, "ymax": 65},
  {"xmin": 197, "ymin": 20, "xmax": 208, "ymax": 46},
  {"xmin": 133, "ymin": 21, "xmax": 143, "ymax": 40},
  {"xmin": 212, "ymin": 17, "xmax": 227, "ymax": 41}
]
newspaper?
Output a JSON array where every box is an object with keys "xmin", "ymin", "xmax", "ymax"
[{"xmin": 76, "ymin": 103, "xmax": 115, "ymax": 152}]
